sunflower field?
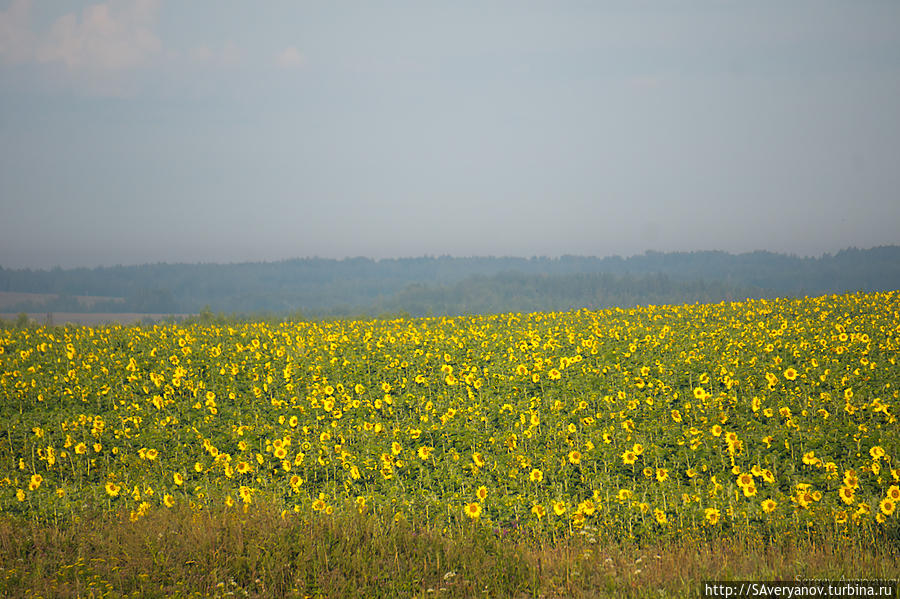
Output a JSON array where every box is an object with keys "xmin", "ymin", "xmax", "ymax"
[{"xmin": 1, "ymin": 291, "xmax": 898, "ymax": 544}]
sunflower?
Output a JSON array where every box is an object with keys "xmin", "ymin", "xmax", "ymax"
[
  {"xmin": 571, "ymin": 512, "xmax": 586, "ymax": 528},
  {"xmin": 529, "ymin": 469, "xmax": 543, "ymax": 483},
  {"xmin": 418, "ymin": 446, "xmax": 433, "ymax": 460},
  {"xmin": 464, "ymin": 502, "xmax": 482, "ymax": 519},
  {"xmin": 568, "ymin": 450, "xmax": 582, "ymax": 465},
  {"xmin": 737, "ymin": 473, "xmax": 754, "ymax": 488},
  {"xmin": 552, "ymin": 500, "xmax": 567, "ymax": 516},
  {"xmin": 163, "ymin": 494, "xmax": 174, "ymax": 508},
  {"xmin": 654, "ymin": 509, "xmax": 668, "ymax": 525},
  {"xmin": 880, "ymin": 498, "xmax": 896, "ymax": 517},
  {"xmin": 473, "ymin": 452, "xmax": 485, "ymax": 468},
  {"xmin": 28, "ymin": 474, "xmax": 42, "ymax": 491},
  {"xmin": 531, "ymin": 504, "xmax": 546, "ymax": 519},
  {"xmin": 783, "ymin": 367, "xmax": 798, "ymax": 381},
  {"xmin": 476, "ymin": 486, "xmax": 488, "ymax": 501},
  {"xmin": 105, "ymin": 481, "xmax": 121, "ymax": 497},
  {"xmin": 621, "ymin": 451, "xmax": 637, "ymax": 465},
  {"xmin": 887, "ymin": 486, "xmax": 900, "ymax": 502},
  {"xmin": 705, "ymin": 507, "xmax": 720, "ymax": 525},
  {"xmin": 839, "ymin": 486, "xmax": 855, "ymax": 505},
  {"xmin": 173, "ymin": 472, "xmax": 184, "ymax": 486},
  {"xmin": 761, "ymin": 499, "xmax": 777, "ymax": 513}
]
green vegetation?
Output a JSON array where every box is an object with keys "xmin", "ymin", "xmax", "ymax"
[
  {"xmin": 2, "ymin": 290, "xmax": 900, "ymax": 595},
  {"xmin": 2, "ymin": 246, "xmax": 899, "ymax": 317}
]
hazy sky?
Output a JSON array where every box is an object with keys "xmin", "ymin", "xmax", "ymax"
[{"xmin": 1, "ymin": 1, "xmax": 899, "ymax": 269}]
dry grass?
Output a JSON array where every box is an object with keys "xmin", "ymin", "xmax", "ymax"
[{"xmin": 1, "ymin": 506, "xmax": 897, "ymax": 598}]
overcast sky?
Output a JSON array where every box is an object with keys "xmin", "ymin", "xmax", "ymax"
[{"xmin": 1, "ymin": 1, "xmax": 899, "ymax": 269}]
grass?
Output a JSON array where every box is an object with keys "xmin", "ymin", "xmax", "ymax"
[{"xmin": 2, "ymin": 505, "xmax": 898, "ymax": 598}]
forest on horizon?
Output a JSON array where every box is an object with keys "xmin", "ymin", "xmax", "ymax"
[{"xmin": 1, "ymin": 246, "xmax": 899, "ymax": 320}]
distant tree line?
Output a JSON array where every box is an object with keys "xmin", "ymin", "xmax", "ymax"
[{"xmin": 1, "ymin": 246, "xmax": 898, "ymax": 318}]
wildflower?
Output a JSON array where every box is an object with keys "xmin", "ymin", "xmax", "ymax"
[
  {"xmin": 476, "ymin": 486, "xmax": 488, "ymax": 501},
  {"xmin": 529, "ymin": 469, "xmax": 543, "ymax": 483},
  {"xmin": 705, "ymin": 507, "xmax": 720, "ymax": 525},
  {"xmin": 28, "ymin": 474, "xmax": 42, "ymax": 491},
  {"xmin": 464, "ymin": 502, "xmax": 482, "ymax": 519}
]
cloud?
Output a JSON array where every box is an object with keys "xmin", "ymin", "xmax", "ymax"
[
  {"xmin": 187, "ymin": 41, "xmax": 242, "ymax": 67},
  {"xmin": 0, "ymin": 0, "xmax": 36, "ymax": 64},
  {"xmin": 0, "ymin": 0, "xmax": 161, "ymax": 72},
  {"xmin": 276, "ymin": 46, "xmax": 305, "ymax": 69}
]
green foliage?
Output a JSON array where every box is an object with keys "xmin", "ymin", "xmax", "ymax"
[{"xmin": 2, "ymin": 247, "xmax": 899, "ymax": 317}]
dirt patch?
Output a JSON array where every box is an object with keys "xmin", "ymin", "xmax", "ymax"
[
  {"xmin": 0, "ymin": 312, "xmax": 193, "ymax": 326},
  {"xmin": 0, "ymin": 291, "xmax": 124, "ymax": 310}
]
